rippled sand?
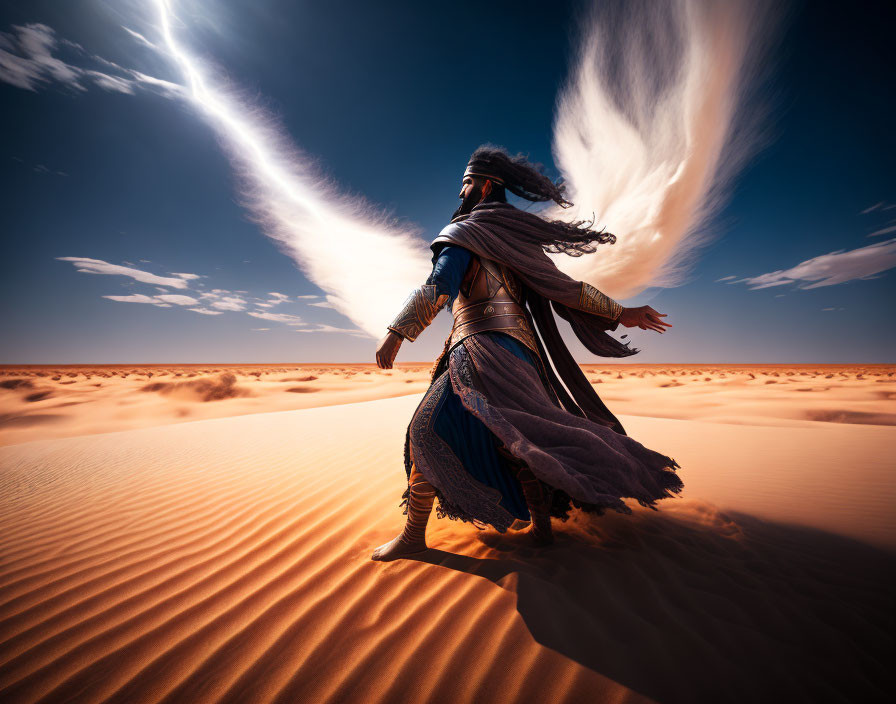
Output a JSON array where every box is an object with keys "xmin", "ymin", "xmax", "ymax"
[{"xmin": 0, "ymin": 366, "xmax": 893, "ymax": 702}]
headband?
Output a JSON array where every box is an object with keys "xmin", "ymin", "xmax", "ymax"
[{"xmin": 463, "ymin": 164, "xmax": 505, "ymax": 185}]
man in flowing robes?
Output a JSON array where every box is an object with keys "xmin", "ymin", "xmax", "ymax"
[{"xmin": 371, "ymin": 146, "xmax": 681, "ymax": 562}]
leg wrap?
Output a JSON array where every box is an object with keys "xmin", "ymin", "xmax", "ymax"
[
  {"xmin": 496, "ymin": 443, "xmax": 553, "ymax": 544},
  {"xmin": 402, "ymin": 478, "xmax": 436, "ymax": 546}
]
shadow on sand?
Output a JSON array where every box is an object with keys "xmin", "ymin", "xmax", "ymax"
[{"xmin": 409, "ymin": 502, "xmax": 894, "ymax": 703}]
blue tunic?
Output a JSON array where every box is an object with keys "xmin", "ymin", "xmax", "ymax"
[{"xmin": 423, "ymin": 245, "xmax": 534, "ymax": 520}]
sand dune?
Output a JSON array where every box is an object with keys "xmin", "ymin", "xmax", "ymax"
[
  {"xmin": 0, "ymin": 396, "xmax": 892, "ymax": 703},
  {"xmin": 1, "ymin": 363, "xmax": 894, "ymax": 447}
]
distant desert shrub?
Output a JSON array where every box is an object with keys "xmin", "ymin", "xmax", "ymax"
[
  {"xmin": 141, "ymin": 373, "xmax": 250, "ymax": 402},
  {"xmin": 25, "ymin": 391, "xmax": 53, "ymax": 402},
  {"xmin": 0, "ymin": 379, "xmax": 34, "ymax": 390}
]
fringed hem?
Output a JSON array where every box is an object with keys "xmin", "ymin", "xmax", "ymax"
[
  {"xmin": 397, "ymin": 466, "xmax": 684, "ymax": 532},
  {"xmin": 398, "ymin": 484, "xmax": 505, "ymax": 533}
]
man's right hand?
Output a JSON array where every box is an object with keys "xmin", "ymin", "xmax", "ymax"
[
  {"xmin": 618, "ymin": 306, "xmax": 671, "ymax": 333},
  {"xmin": 376, "ymin": 330, "xmax": 404, "ymax": 369}
]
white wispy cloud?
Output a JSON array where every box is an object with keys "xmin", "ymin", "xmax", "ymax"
[
  {"xmin": 308, "ymin": 300, "xmax": 336, "ymax": 308},
  {"xmin": 209, "ymin": 296, "xmax": 247, "ymax": 311},
  {"xmin": 103, "ymin": 293, "xmax": 171, "ymax": 307},
  {"xmin": 102, "ymin": 292, "xmax": 200, "ymax": 308},
  {"xmin": 0, "ymin": 23, "xmax": 81, "ymax": 90},
  {"xmin": 83, "ymin": 69, "xmax": 134, "ymax": 94},
  {"xmin": 121, "ymin": 26, "xmax": 158, "ymax": 50},
  {"xmin": 0, "ymin": 23, "xmax": 181, "ymax": 98},
  {"xmin": 31, "ymin": 163, "xmax": 66, "ymax": 176},
  {"xmin": 58, "ymin": 257, "xmax": 197, "ymax": 289},
  {"xmin": 296, "ymin": 294, "xmax": 320, "ymax": 299},
  {"xmin": 861, "ymin": 202, "xmax": 884, "ymax": 214},
  {"xmin": 247, "ymin": 311, "xmax": 304, "ymax": 325},
  {"xmin": 715, "ymin": 275, "xmax": 738, "ymax": 282},
  {"xmin": 252, "ymin": 291, "xmax": 291, "ymax": 308},
  {"xmin": 735, "ymin": 238, "xmax": 896, "ymax": 290},
  {"xmin": 128, "ymin": 69, "xmax": 183, "ymax": 99},
  {"xmin": 295, "ymin": 324, "xmax": 366, "ymax": 337},
  {"xmin": 155, "ymin": 293, "xmax": 199, "ymax": 306},
  {"xmin": 867, "ymin": 225, "xmax": 896, "ymax": 238},
  {"xmin": 63, "ymin": 253, "xmax": 363, "ymax": 331}
]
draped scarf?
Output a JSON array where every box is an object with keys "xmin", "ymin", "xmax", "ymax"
[{"xmin": 430, "ymin": 201, "xmax": 636, "ymax": 435}]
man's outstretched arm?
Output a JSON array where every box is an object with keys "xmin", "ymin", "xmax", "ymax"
[{"xmin": 578, "ymin": 282, "xmax": 671, "ymax": 334}]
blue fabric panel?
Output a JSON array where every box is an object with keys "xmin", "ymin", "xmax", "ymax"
[
  {"xmin": 425, "ymin": 245, "xmax": 471, "ymax": 309},
  {"xmin": 431, "ymin": 331, "xmax": 539, "ymax": 521}
]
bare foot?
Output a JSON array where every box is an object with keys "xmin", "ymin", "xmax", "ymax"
[{"xmin": 371, "ymin": 534, "xmax": 428, "ymax": 561}]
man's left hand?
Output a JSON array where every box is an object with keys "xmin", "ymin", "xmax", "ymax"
[
  {"xmin": 618, "ymin": 306, "xmax": 672, "ymax": 333},
  {"xmin": 376, "ymin": 330, "xmax": 404, "ymax": 369}
]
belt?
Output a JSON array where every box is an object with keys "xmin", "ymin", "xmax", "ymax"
[
  {"xmin": 452, "ymin": 299, "xmax": 527, "ymax": 329},
  {"xmin": 449, "ymin": 298, "xmax": 537, "ymax": 353}
]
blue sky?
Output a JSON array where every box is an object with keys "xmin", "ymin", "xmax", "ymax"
[{"xmin": 1, "ymin": 0, "xmax": 894, "ymax": 363}]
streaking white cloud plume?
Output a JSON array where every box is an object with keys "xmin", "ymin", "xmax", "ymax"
[
  {"xmin": 58, "ymin": 257, "xmax": 197, "ymax": 289},
  {"xmin": 867, "ymin": 225, "xmax": 896, "ymax": 238},
  {"xmin": 735, "ymin": 238, "xmax": 896, "ymax": 289},
  {"xmin": 189, "ymin": 307, "xmax": 223, "ymax": 315},
  {"xmin": 715, "ymin": 275, "xmax": 737, "ymax": 282},
  {"xmin": 149, "ymin": 0, "xmax": 431, "ymax": 338},
  {"xmin": 549, "ymin": 0, "xmax": 776, "ymax": 299}
]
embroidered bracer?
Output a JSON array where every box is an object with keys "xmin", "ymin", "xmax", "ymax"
[
  {"xmin": 579, "ymin": 282, "xmax": 623, "ymax": 321},
  {"xmin": 387, "ymin": 284, "xmax": 450, "ymax": 342}
]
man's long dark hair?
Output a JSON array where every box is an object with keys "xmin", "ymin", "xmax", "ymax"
[{"xmin": 465, "ymin": 145, "xmax": 616, "ymax": 257}]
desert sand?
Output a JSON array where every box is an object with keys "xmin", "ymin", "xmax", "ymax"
[{"xmin": 0, "ymin": 364, "xmax": 894, "ymax": 702}]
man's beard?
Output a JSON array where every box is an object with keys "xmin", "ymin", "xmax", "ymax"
[{"xmin": 451, "ymin": 186, "xmax": 484, "ymax": 221}]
